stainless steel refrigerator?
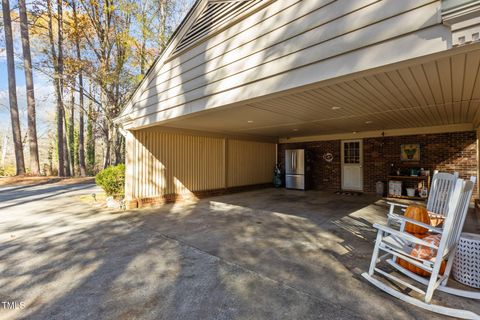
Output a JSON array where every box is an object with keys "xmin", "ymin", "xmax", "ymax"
[{"xmin": 285, "ymin": 149, "xmax": 306, "ymax": 190}]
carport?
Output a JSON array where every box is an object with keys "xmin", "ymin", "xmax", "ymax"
[{"xmin": 115, "ymin": 0, "xmax": 480, "ymax": 206}]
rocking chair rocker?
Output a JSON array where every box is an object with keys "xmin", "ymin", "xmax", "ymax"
[{"xmin": 363, "ymin": 178, "xmax": 480, "ymax": 319}]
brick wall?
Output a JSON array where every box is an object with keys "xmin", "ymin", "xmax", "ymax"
[
  {"xmin": 278, "ymin": 131, "xmax": 478, "ymax": 195},
  {"xmin": 278, "ymin": 140, "xmax": 341, "ymax": 191}
]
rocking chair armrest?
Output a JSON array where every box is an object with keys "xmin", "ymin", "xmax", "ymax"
[
  {"xmin": 388, "ymin": 213, "xmax": 443, "ymax": 234},
  {"xmin": 387, "ymin": 202, "xmax": 409, "ymax": 209},
  {"xmin": 372, "ymin": 223, "xmax": 439, "ymax": 249}
]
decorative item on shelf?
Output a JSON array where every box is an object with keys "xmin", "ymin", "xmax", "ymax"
[
  {"xmin": 419, "ymin": 188, "xmax": 428, "ymax": 198},
  {"xmin": 389, "ymin": 163, "xmax": 396, "ymax": 175},
  {"xmin": 401, "ymin": 144, "xmax": 420, "ymax": 161},
  {"xmin": 410, "ymin": 168, "xmax": 420, "ymax": 176},
  {"xmin": 406, "ymin": 188, "xmax": 416, "ymax": 197},
  {"xmin": 388, "ymin": 180, "xmax": 402, "ymax": 197}
]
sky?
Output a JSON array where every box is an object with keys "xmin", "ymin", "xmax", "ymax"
[
  {"xmin": 0, "ymin": 1, "xmax": 57, "ymax": 145},
  {"xmin": 0, "ymin": 54, "xmax": 56, "ymax": 140}
]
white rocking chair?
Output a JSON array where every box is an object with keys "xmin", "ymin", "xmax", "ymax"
[
  {"xmin": 363, "ymin": 178, "xmax": 480, "ymax": 319},
  {"xmin": 387, "ymin": 171, "xmax": 459, "ymax": 230}
]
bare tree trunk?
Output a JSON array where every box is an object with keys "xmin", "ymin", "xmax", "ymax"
[
  {"xmin": 2, "ymin": 0, "xmax": 26, "ymax": 175},
  {"xmin": 57, "ymin": 0, "xmax": 70, "ymax": 177},
  {"xmin": 47, "ymin": 135, "xmax": 53, "ymax": 176},
  {"xmin": 86, "ymin": 98, "xmax": 95, "ymax": 174},
  {"xmin": 47, "ymin": 0, "xmax": 64, "ymax": 176},
  {"xmin": 18, "ymin": 0, "xmax": 40, "ymax": 175},
  {"xmin": 78, "ymin": 86, "xmax": 86, "ymax": 175},
  {"xmin": 72, "ymin": 0, "xmax": 86, "ymax": 176},
  {"xmin": 114, "ymin": 130, "xmax": 124, "ymax": 165},
  {"xmin": 68, "ymin": 89, "xmax": 75, "ymax": 175},
  {"xmin": 103, "ymin": 119, "xmax": 111, "ymax": 169},
  {"xmin": 63, "ymin": 110, "xmax": 71, "ymax": 177}
]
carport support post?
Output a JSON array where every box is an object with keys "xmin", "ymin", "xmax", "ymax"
[
  {"xmin": 124, "ymin": 130, "xmax": 134, "ymax": 202},
  {"xmin": 477, "ymin": 127, "xmax": 480, "ymax": 200}
]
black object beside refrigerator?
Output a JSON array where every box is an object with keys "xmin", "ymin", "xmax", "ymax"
[{"xmin": 285, "ymin": 149, "xmax": 309, "ymax": 190}]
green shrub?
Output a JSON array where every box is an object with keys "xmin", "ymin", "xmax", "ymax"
[
  {"xmin": 95, "ymin": 164, "xmax": 125, "ymax": 198},
  {"xmin": 0, "ymin": 165, "xmax": 16, "ymax": 177}
]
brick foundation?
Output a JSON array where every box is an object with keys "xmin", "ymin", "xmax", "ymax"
[
  {"xmin": 128, "ymin": 183, "xmax": 272, "ymax": 209},
  {"xmin": 278, "ymin": 131, "xmax": 478, "ymax": 196}
]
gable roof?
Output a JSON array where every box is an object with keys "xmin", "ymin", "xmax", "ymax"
[
  {"xmin": 172, "ymin": 0, "xmax": 264, "ymax": 55},
  {"xmin": 116, "ymin": 0, "xmax": 269, "ymax": 125}
]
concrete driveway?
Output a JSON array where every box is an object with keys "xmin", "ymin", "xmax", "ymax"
[{"xmin": 0, "ymin": 183, "xmax": 478, "ymax": 319}]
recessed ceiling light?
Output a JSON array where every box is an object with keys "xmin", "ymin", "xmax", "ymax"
[
  {"xmin": 365, "ymin": 120, "xmax": 373, "ymax": 124},
  {"xmin": 292, "ymin": 128, "xmax": 299, "ymax": 131},
  {"xmin": 331, "ymin": 106, "xmax": 341, "ymax": 110},
  {"xmin": 247, "ymin": 120, "xmax": 254, "ymax": 123}
]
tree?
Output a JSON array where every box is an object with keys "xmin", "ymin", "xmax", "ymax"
[
  {"xmin": 57, "ymin": 0, "xmax": 71, "ymax": 176},
  {"xmin": 67, "ymin": 87, "xmax": 75, "ymax": 174},
  {"xmin": 23, "ymin": 0, "xmax": 193, "ymax": 175},
  {"xmin": 18, "ymin": 0, "xmax": 41, "ymax": 175},
  {"xmin": 46, "ymin": 0, "xmax": 71, "ymax": 176},
  {"xmin": 71, "ymin": 0, "xmax": 86, "ymax": 176},
  {"xmin": 2, "ymin": 0, "xmax": 26, "ymax": 175},
  {"xmin": 86, "ymin": 97, "xmax": 95, "ymax": 174}
]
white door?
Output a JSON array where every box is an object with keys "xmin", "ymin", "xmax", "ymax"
[{"xmin": 341, "ymin": 140, "xmax": 363, "ymax": 191}]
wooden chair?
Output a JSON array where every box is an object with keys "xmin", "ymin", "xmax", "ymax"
[{"xmin": 363, "ymin": 178, "xmax": 479, "ymax": 319}]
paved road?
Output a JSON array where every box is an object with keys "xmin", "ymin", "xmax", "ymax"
[{"xmin": 1, "ymin": 183, "xmax": 474, "ymax": 319}]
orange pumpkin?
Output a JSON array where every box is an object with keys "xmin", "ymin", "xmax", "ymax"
[
  {"xmin": 397, "ymin": 234, "xmax": 446, "ymax": 277},
  {"xmin": 410, "ymin": 233, "xmax": 430, "ymax": 239},
  {"xmin": 404, "ymin": 205, "xmax": 430, "ymax": 234}
]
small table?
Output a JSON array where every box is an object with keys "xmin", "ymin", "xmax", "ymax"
[{"xmin": 452, "ymin": 232, "xmax": 480, "ymax": 288}]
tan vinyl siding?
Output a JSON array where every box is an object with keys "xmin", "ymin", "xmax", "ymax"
[
  {"xmin": 127, "ymin": 129, "xmax": 224, "ymax": 198},
  {"xmin": 122, "ymin": 0, "xmax": 448, "ymax": 128},
  {"xmin": 227, "ymin": 139, "xmax": 276, "ymax": 187},
  {"xmin": 125, "ymin": 128, "xmax": 276, "ymax": 199}
]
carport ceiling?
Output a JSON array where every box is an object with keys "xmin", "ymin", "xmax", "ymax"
[{"xmin": 163, "ymin": 47, "xmax": 480, "ymax": 138}]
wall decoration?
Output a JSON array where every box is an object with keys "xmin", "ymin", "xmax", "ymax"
[
  {"xmin": 401, "ymin": 144, "xmax": 420, "ymax": 161},
  {"xmin": 323, "ymin": 152, "xmax": 333, "ymax": 162}
]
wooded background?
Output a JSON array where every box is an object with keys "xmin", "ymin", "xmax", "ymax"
[{"xmin": 0, "ymin": 0, "xmax": 193, "ymax": 176}]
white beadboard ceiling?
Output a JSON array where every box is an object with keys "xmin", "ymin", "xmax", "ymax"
[{"xmin": 163, "ymin": 47, "xmax": 480, "ymax": 137}]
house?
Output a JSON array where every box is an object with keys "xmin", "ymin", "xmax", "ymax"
[{"xmin": 115, "ymin": 0, "xmax": 480, "ymax": 208}]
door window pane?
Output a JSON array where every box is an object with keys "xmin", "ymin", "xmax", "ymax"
[{"xmin": 344, "ymin": 142, "xmax": 360, "ymax": 164}]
